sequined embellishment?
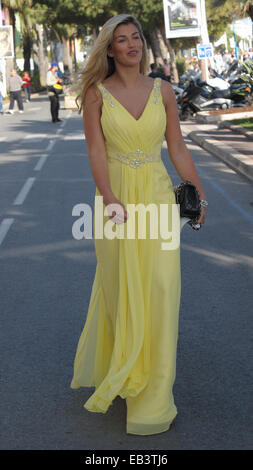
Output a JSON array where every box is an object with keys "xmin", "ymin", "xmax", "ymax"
[
  {"xmin": 108, "ymin": 149, "xmax": 161, "ymax": 169},
  {"xmin": 100, "ymin": 87, "xmax": 115, "ymax": 107},
  {"xmin": 153, "ymin": 78, "xmax": 161, "ymax": 104}
]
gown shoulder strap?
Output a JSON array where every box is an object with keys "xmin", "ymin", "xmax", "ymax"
[
  {"xmin": 96, "ymin": 83, "xmax": 104, "ymax": 99},
  {"xmin": 154, "ymin": 77, "xmax": 162, "ymax": 88},
  {"xmin": 97, "ymin": 83, "xmax": 103, "ymax": 92},
  {"xmin": 153, "ymin": 77, "xmax": 162, "ymax": 104},
  {"xmin": 96, "ymin": 83, "xmax": 115, "ymax": 107}
]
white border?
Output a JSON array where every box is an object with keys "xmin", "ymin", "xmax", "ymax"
[{"xmin": 163, "ymin": 0, "xmax": 202, "ymax": 39}]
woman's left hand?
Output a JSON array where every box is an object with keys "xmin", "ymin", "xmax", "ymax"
[{"xmin": 197, "ymin": 206, "xmax": 206, "ymax": 226}]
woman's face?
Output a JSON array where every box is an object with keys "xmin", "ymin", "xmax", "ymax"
[{"xmin": 108, "ymin": 23, "xmax": 143, "ymax": 68}]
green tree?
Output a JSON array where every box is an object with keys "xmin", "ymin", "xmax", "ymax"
[
  {"xmin": 212, "ymin": 0, "xmax": 253, "ymax": 21},
  {"xmin": 206, "ymin": 0, "xmax": 253, "ymax": 41},
  {"xmin": 206, "ymin": 0, "xmax": 235, "ymax": 41}
]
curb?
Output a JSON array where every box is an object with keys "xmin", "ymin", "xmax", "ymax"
[
  {"xmin": 218, "ymin": 120, "xmax": 253, "ymax": 141},
  {"xmin": 196, "ymin": 108, "xmax": 253, "ymax": 124},
  {"xmin": 188, "ymin": 130, "xmax": 253, "ymax": 184}
]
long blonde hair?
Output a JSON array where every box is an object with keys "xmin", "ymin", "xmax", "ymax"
[{"xmin": 76, "ymin": 14, "xmax": 149, "ymax": 113}]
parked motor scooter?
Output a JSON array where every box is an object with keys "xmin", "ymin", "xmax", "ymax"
[
  {"xmin": 174, "ymin": 69, "xmax": 202, "ymax": 106},
  {"xmin": 171, "ymin": 83, "xmax": 185, "ymax": 103},
  {"xmin": 208, "ymin": 68, "xmax": 252, "ymax": 105},
  {"xmin": 179, "ymin": 77, "xmax": 234, "ymax": 120}
]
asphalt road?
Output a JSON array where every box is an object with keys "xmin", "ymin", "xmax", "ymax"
[{"xmin": 0, "ymin": 94, "xmax": 252, "ymax": 450}]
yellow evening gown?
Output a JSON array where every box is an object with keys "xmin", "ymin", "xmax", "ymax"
[{"xmin": 70, "ymin": 77, "xmax": 181, "ymax": 435}]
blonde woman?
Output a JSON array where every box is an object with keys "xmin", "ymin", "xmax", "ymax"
[{"xmin": 71, "ymin": 14, "xmax": 207, "ymax": 435}]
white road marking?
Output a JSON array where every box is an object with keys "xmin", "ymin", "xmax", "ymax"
[
  {"xmin": 21, "ymin": 134, "xmax": 47, "ymax": 143},
  {"xmin": 45, "ymin": 140, "xmax": 55, "ymax": 152},
  {"xmin": 34, "ymin": 154, "xmax": 48, "ymax": 171},
  {"xmin": 6, "ymin": 109, "xmax": 74, "ymax": 216},
  {"xmin": 63, "ymin": 134, "xmax": 84, "ymax": 140},
  {"xmin": 0, "ymin": 218, "xmax": 14, "ymax": 246},
  {"xmin": 0, "ymin": 108, "xmax": 75, "ymax": 247},
  {"xmin": 13, "ymin": 177, "xmax": 36, "ymax": 205}
]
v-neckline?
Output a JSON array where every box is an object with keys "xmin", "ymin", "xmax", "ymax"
[{"xmin": 101, "ymin": 79, "xmax": 156, "ymax": 122}]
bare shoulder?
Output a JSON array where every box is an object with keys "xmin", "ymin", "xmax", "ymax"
[
  {"xmin": 140, "ymin": 75, "xmax": 155, "ymax": 93},
  {"xmin": 84, "ymin": 83, "xmax": 103, "ymax": 109},
  {"xmin": 160, "ymin": 79, "xmax": 177, "ymax": 108},
  {"xmin": 143, "ymin": 75, "xmax": 155, "ymax": 87}
]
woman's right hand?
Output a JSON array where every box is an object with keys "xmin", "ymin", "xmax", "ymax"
[{"xmin": 104, "ymin": 195, "xmax": 129, "ymax": 224}]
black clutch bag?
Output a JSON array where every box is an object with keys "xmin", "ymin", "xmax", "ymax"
[{"xmin": 174, "ymin": 181, "xmax": 201, "ymax": 222}]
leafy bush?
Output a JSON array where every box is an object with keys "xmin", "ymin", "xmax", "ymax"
[
  {"xmin": 176, "ymin": 57, "xmax": 186, "ymax": 76},
  {"xmin": 30, "ymin": 72, "xmax": 45, "ymax": 92}
]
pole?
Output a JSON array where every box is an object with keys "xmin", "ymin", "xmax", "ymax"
[
  {"xmin": 199, "ymin": 0, "xmax": 209, "ymax": 81},
  {"xmin": 233, "ymin": 24, "xmax": 239, "ymax": 59}
]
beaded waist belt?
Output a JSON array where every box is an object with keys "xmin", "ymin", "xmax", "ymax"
[{"xmin": 107, "ymin": 149, "xmax": 161, "ymax": 169}]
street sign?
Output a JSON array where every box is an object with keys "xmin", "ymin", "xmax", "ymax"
[{"xmin": 197, "ymin": 43, "xmax": 213, "ymax": 59}]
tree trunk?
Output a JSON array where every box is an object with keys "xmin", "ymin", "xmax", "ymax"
[
  {"xmin": 167, "ymin": 40, "xmax": 179, "ymax": 83},
  {"xmin": 10, "ymin": 8, "xmax": 17, "ymax": 66},
  {"xmin": 73, "ymin": 38, "xmax": 77, "ymax": 73},
  {"xmin": 35, "ymin": 24, "xmax": 48, "ymax": 87},
  {"xmin": 62, "ymin": 38, "xmax": 72, "ymax": 72},
  {"xmin": 160, "ymin": 23, "xmax": 179, "ymax": 83},
  {"xmin": 92, "ymin": 27, "xmax": 98, "ymax": 40},
  {"xmin": 23, "ymin": 33, "xmax": 32, "ymax": 72},
  {"xmin": 245, "ymin": 3, "xmax": 253, "ymax": 20},
  {"xmin": 32, "ymin": 33, "xmax": 39, "ymax": 75},
  {"xmin": 156, "ymin": 28, "xmax": 168, "ymax": 61},
  {"xmin": 149, "ymin": 29, "xmax": 163, "ymax": 65},
  {"xmin": 50, "ymin": 42, "xmax": 58, "ymax": 63}
]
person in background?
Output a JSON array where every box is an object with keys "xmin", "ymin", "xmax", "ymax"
[
  {"xmin": 148, "ymin": 63, "xmax": 167, "ymax": 81},
  {"xmin": 162, "ymin": 58, "xmax": 171, "ymax": 82},
  {"xmin": 7, "ymin": 69, "xmax": 24, "ymax": 114},
  {"xmin": 62, "ymin": 65, "xmax": 71, "ymax": 85},
  {"xmin": 57, "ymin": 66, "xmax": 63, "ymax": 79},
  {"xmin": 214, "ymin": 51, "xmax": 224, "ymax": 74},
  {"xmin": 22, "ymin": 71, "xmax": 31, "ymax": 102},
  {"xmin": 46, "ymin": 62, "xmax": 62, "ymax": 123}
]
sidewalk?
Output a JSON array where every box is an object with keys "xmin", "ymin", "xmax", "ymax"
[{"xmin": 180, "ymin": 120, "xmax": 253, "ymax": 184}]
